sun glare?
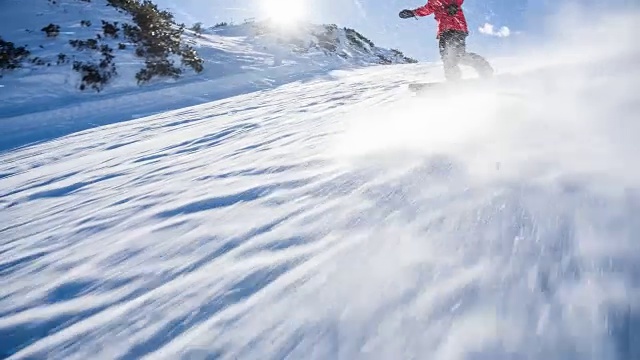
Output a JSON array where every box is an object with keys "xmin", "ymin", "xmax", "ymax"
[{"xmin": 261, "ymin": 0, "xmax": 307, "ymax": 26}]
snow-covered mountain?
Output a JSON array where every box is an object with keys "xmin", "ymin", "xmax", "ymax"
[
  {"xmin": 1, "ymin": 0, "xmax": 417, "ymax": 151},
  {"xmin": 0, "ymin": 0, "xmax": 415, "ymax": 112},
  {"xmin": 198, "ymin": 21, "xmax": 417, "ymax": 70},
  {"xmin": 1, "ymin": 3, "xmax": 639, "ymax": 360}
]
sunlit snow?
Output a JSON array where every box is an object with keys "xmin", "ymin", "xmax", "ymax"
[{"xmin": 1, "ymin": 7, "xmax": 639, "ymax": 360}]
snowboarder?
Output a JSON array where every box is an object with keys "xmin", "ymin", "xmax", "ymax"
[{"xmin": 399, "ymin": 0, "xmax": 494, "ymax": 81}]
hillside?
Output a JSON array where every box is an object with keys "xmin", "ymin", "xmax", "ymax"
[
  {"xmin": 1, "ymin": 2, "xmax": 639, "ymax": 360},
  {"xmin": 0, "ymin": 0, "xmax": 204, "ymax": 93},
  {"xmin": 0, "ymin": 0, "xmax": 416, "ymax": 121},
  {"xmin": 1, "ymin": 46, "xmax": 639, "ymax": 360}
]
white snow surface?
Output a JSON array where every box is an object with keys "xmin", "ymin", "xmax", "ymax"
[
  {"xmin": 0, "ymin": 0, "xmax": 414, "ymax": 151},
  {"xmin": 1, "ymin": 9, "xmax": 640, "ymax": 360}
]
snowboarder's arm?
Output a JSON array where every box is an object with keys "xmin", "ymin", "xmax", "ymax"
[{"xmin": 413, "ymin": 0, "xmax": 437, "ymax": 17}]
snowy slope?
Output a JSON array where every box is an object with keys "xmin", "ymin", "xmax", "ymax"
[
  {"xmin": 1, "ymin": 9, "xmax": 640, "ymax": 360},
  {"xmin": 0, "ymin": 0, "xmax": 181, "ymax": 102},
  {"xmin": 1, "ymin": 0, "xmax": 416, "ymax": 152}
]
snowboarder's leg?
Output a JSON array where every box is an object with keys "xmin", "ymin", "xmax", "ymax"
[
  {"xmin": 460, "ymin": 52, "xmax": 494, "ymax": 78},
  {"xmin": 439, "ymin": 31, "xmax": 464, "ymax": 81}
]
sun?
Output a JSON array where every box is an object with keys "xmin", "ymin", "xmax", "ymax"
[{"xmin": 261, "ymin": 0, "xmax": 307, "ymax": 26}]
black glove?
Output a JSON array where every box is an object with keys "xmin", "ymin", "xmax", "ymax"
[{"xmin": 399, "ymin": 9, "xmax": 415, "ymax": 19}]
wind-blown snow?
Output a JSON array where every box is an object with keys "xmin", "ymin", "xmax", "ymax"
[{"xmin": 1, "ymin": 9, "xmax": 639, "ymax": 360}]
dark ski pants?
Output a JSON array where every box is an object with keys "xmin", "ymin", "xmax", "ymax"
[{"xmin": 438, "ymin": 30, "xmax": 493, "ymax": 81}]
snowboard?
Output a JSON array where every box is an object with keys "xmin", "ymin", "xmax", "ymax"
[
  {"xmin": 408, "ymin": 73, "xmax": 525, "ymax": 97},
  {"xmin": 409, "ymin": 76, "xmax": 494, "ymax": 92}
]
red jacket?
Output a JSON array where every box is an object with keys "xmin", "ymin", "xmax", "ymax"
[{"xmin": 414, "ymin": 0, "xmax": 469, "ymax": 36}]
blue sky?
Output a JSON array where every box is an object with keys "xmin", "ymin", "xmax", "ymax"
[{"xmin": 153, "ymin": 0, "xmax": 631, "ymax": 61}]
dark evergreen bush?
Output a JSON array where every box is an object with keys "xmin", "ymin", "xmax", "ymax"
[
  {"xmin": 107, "ymin": 0, "xmax": 203, "ymax": 84},
  {"xmin": 102, "ymin": 21, "xmax": 120, "ymax": 38},
  {"xmin": 41, "ymin": 23, "xmax": 61, "ymax": 37},
  {"xmin": 0, "ymin": 37, "xmax": 31, "ymax": 75}
]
